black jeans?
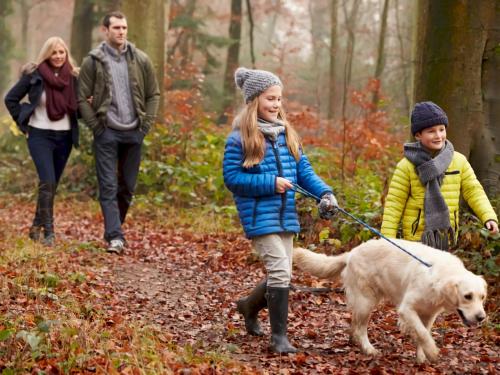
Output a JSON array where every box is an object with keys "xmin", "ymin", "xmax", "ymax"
[
  {"xmin": 94, "ymin": 127, "xmax": 144, "ymax": 242},
  {"xmin": 27, "ymin": 126, "xmax": 72, "ymax": 184}
]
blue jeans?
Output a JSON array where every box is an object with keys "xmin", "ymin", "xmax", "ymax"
[
  {"xmin": 93, "ymin": 127, "xmax": 144, "ymax": 242},
  {"xmin": 27, "ymin": 126, "xmax": 72, "ymax": 184}
]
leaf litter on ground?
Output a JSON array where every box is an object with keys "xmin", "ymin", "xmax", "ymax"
[{"xmin": 0, "ymin": 196, "xmax": 498, "ymax": 374}]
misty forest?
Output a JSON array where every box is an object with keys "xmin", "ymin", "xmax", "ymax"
[{"xmin": 0, "ymin": 0, "xmax": 499, "ymax": 373}]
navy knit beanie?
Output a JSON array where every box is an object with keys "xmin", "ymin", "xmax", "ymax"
[
  {"xmin": 411, "ymin": 101, "xmax": 448, "ymax": 135},
  {"xmin": 234, "ymin": 67, "xmax": 283, "ymax": 103}
]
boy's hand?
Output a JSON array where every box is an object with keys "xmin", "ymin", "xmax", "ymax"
[
  {"xmin": 276, "ymin": 177, "xmax": 293, "ymax": 193},
  {"xmin": 485, "ymin": 220, "xmax": 499, "ymax": 234},
  {"xmin": 318, "ymin": 193, "xmax": 339, "ymax": 219}
]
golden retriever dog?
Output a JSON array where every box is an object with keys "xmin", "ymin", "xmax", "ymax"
[{"xmin": 293, "ymin": 238, "xmax": 487, "ymax": 363}]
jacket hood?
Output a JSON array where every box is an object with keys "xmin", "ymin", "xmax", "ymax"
[
  {"xmin": 231, "ymin": 115, "xmax": 242, "ymax": 130},
  {"xmin": 21, "ymin": 62, "xmax": 38, "ymax": 75}
]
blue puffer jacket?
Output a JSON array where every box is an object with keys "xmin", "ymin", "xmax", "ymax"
[{"xmin": 223, "ymin": 129, "xmax": 332, "ymax": 238}]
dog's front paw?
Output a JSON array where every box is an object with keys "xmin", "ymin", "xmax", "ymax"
[
  {"xmin": 416, "ymin": 346, "xmax": 426, "ymax": 364},
  {"xmin": 361, "ymin": 344, "xmax": 379, "ymax": 356},
  {"xmin": 423, "ymin": 343, "xmax": 439, "ymax": 363}
]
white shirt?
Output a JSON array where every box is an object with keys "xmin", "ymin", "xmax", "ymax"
[{"xmin": 29, "ymin": 91, "xmax": 71, "ymax": 131}]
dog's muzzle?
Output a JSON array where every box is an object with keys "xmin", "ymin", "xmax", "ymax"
[{"xmin": 457, "ymin": 309, "xmax": 486, "ymax": 327}]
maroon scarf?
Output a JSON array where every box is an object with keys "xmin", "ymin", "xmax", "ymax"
[{"xmin": 38, "ymin": 60, "xmax": 78, "ymax": 121}]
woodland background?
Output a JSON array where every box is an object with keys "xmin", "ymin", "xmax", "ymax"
[{"xmin": 0, "ymin": 0, "xmax": 499, "ymax": 373}]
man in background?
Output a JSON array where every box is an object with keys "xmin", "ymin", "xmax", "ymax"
[{"xmin": 78, "ymin": 11, "xmax": 160, "ymax": 253}]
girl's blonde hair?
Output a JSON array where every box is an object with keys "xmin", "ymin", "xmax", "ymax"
[
  {"xmin": 25, "ymin": 37, "xmax": 79, "ymax": 76},
  {"xmin": 237, "ymin": 97, "xmax": 301, "ymax": 168}
]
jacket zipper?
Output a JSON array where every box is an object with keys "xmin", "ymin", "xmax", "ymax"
[
  {"xmin": 271, "ymin": 140, "xmax": 286, "ymax": 229},
  {"xmin": 252, "ymin": 198, "xmax": 260, "ymax": 227},
  {"xmin": 411, "ymin": 209, "xmax": 421, "ymax": 236},
  {"xmin": 454, "ymin": 210, "xmax": 458, "ymax": 234}
]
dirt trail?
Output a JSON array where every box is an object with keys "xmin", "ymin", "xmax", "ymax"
[{"xmin": 99, "ymin": 238, "xmax": 499, "ymax": 374}]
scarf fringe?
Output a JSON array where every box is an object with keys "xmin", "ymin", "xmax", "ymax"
[{"xmin": 421, "ymin": 228, "xmax": 455, "ymax": 251}]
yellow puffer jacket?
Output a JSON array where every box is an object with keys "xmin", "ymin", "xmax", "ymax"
[{"xmin": 381, "ymin": 151, "xmax": 498, "ymax": 241}]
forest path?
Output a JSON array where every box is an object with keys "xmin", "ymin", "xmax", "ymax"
[{"xmin": 1, "ymin": 197, "xmax": 498, "ymax": 373}]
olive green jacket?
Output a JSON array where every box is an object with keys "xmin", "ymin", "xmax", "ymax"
[
  {"xmin": 381, "ymin": 151, "xmax": 498, "ymax": 241},
  {"xmin": 78, "ymin": 42, "xmax": 160, "ymax": 135}
]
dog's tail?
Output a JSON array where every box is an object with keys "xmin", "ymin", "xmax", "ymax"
[{"xmin": 293, "ymin": 248, "xmax": 348, "ymax": 279}]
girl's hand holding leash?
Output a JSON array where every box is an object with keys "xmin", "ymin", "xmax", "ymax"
[
  {"xmin": 485, "ymin": 220, "xmax": 499, "ymax": 234},
  {"xmin": 318, "ymin": 193, "xmax": 339, "ymax": 219},
  {"xmin": 276, "ymin": 177, "xmax": 293, "ymax": 193}
]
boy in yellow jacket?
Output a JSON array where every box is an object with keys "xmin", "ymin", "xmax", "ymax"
[{"xmin": 381, "ymin": 101, "xmax": 498, "ymax": 250}]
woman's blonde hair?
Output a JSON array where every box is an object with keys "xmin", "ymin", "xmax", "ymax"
[
  {"xmin": 236, "ymin": 98, "xmax": 301, "ymax": 168},
  {"xmin": 33, "ymin": 36, "xmax": 79, "ymax": 76}
]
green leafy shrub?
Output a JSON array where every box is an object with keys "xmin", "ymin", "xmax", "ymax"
[
  {"xmin": 138, "ymin": 121, "xmax": 230, "ymax": 207},
  {"xmin": 454, "ymin": 212, "xmax": 500, "ymax": 278}
]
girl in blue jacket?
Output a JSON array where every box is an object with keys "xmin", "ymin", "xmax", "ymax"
[{"xmin": 223, "ymin": 67, "xmax": 338, "ymax": 353}]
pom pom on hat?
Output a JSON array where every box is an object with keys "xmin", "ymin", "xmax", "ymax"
[
  {"xmin": 234, "ymin": 67, "xmax": 283, "ymax": 103},
  {"xmin": 234, "ymin": 67, "xmax": 250, "ymax": 89},
  {"xmin": 411, "ymin": 101, "xmax": 448, "ymax": 135}
]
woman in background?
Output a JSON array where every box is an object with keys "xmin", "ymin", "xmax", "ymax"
[{"xmin": 4, "ymin": 36, "xmax": 79, "ymax": 246}]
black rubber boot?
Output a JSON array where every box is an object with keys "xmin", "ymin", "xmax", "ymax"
[
  {"xmin": 237, "ymin": 279, "xmax": 267, "ymax": 336},
  {"xmin": 29, "ymin": 188, "xmax": 43, "ymax": 241},
  {"xmin": 266, "ymin": 286, "xmax": 297, "ymax": 354},
  {"xmin": 39, "ymin": 182, "xmax": 56, "ymax": 246}
]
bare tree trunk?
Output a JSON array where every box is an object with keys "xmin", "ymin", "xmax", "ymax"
[
  {"xmin": 340, "ymin": 0, "xmax": 361, "ymax": 181},
  {"xmin": 71, "ymin": 0, "xmax": 94, "ymax": 65},
  {"xmin": 179, "ymin": 0, "xmax": 196, "ymax": 66},
  {"xmin": 101, "ymin": 0, "xmax": 122, "ymax": 11},
  {"xmin": 19, "ymin": 0, "xmax": 30, "ymax": 61},
  {"xmin": 342, "ymin": 0, "xmax": 360, "ymax": 89},
  {"xmin": 371, "ymin": 0, "xmax": 389, "ymax": 110},
  {"xmin": 167, "ymin": 0, "xmax": 196, "ymax": 65},
  {"xmin": 469, "ymin": 2, "xmax": 500, "ymax": 200},
  {"xmin": 265, "ymin": 0, "xmax": 281, "ymax": 51},
  {"xmin": 164, "ymin": 0, "xmax": 171, "ymax": 79},
  {"xmin": 394, "ymin": 0, "xmax": 411, "ymax": 114},
  {"xmin": 245, "ymin": 0, "xmax": 255, "ymax": 68},
  {"xmin": 0, "ymin": 0, "xmax": 14, "ymax": 95},
  {"xmin": 308, "ymin": 0, "xmax": 323, "ymax": 117},
  {"xmin": 414, "ymin": 0, "xmax": 499, "ymax": 198},
  {"xmin": 327, "ymin": 0, "xmax": 338, "ymax": 119},
  {"xmin": 220, "ymin": 0, "xmax": 242, "ymax": 124},
  {"xmin": 120, "ymin": 0, "xmax": 166, "ymax": 118},
  {"xmin": 224, "ymin": 0, "xmax": 242, "ymax": 98}
]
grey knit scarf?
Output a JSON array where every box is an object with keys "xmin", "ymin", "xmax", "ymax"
[
  {"xmin": 404, "ymin": 140, "xmax": 455, "ymax": 250},
  {"xmin": 257, "ymin": 118, "xmax": 285, "ymax": 141}
]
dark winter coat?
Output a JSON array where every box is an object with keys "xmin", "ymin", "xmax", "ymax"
[
  {"xmin": 4, "ymin": 67, "xmax": 80, "ymax": 147},
  {"xmin": 223, "ymin": 129, "xmax": 332, "ymax": 238}
]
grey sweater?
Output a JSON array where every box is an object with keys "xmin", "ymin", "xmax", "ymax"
[{"xmin": 102, "ymin": 42, "xmax": 138, "ymax": 130}]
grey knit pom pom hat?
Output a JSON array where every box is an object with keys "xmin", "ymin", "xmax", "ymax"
[
  {"xmin": 411, "ymin": 101, "xmax": 448, "ymax": 135},
  {"xmin": 234, "ymin": 67, "xmax": 283, "ymax": 103}
]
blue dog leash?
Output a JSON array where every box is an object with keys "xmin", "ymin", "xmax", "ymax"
[{"xmin": 291, "ymin": 182, "xmax": 432, "ymax": 268}]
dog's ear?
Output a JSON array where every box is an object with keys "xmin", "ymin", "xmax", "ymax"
[
  {"xmin": 443, "ymin": 278, "xmax": 459, "ymax": 306},
  {"xmin": 479, "ymin": 275, "xmax": 488, "ymax": 298}
]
